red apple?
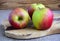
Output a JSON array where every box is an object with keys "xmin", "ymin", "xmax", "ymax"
[
  {"xmin": 27, "ymin": 3, "xmax": 45, "ymax": 19},
  {"xmin": 9, "ymin": 8, "xmax": 30, "ymax": 29}
]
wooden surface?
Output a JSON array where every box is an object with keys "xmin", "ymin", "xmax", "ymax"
[
  {"xmin": 0, "ymin": 0, "xmax": 60, "ymax": 10},
  {"xmin": 1, "ymin": 20, "xmax": 60, "ymax": 39}
]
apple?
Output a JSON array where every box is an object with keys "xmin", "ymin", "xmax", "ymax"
[
  {"xmin": 27, "ymin": 3, "xmax": 45, "ymax": 19},
  {"xmin": 9, "ymin": 8, "xmax": 30, "ymax": 29},
  {"xmin": 32, "ymin": 8, "xmax": 53, "ymax": 30}
]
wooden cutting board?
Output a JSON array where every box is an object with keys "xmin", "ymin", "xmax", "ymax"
[
  {"xmin": 1, "ymin": 19, "xmax": 60, "ymax": 39},
  {"xmin": 1, "ymin": 13, "xmax": 60, "ymax": 39}
]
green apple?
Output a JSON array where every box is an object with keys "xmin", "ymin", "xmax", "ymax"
[
  {"xmin": 27, "ymin": 3, "xmax": 45, "ymax": 19},
  {"xmin": 32, "ymin": 8, "xmax": 53, "ymax": 30}
]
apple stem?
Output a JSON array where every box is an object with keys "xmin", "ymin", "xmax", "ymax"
[
  {"xmin": 38, "ymin": 7, "xmax": 43, "ymax": 10},
  {"xmin": 18, "ymin": 17, "xmax": 23, "ymax": 21}
]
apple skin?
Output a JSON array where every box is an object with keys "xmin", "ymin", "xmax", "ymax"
[
  {"xmin": 9, "ymin": 8, "xmax": 30, "ymax": 29},
  {"xmin": 27, "ymin": 3, "xmax": 45, "ymax": 19},
  {"xmin": 32, "ymin": 8, "xmax": 53, "ymax": 30}
]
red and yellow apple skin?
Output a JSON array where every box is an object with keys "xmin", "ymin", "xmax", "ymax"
[
  {"xmin": 27, "ymin": 4, "xmax": 45, "ymax": 19},
  {"xmin": 27, "ymin": 4, "xmax": 37, "ymax": 19},
  {"xmin": 32, "ymin": 8, "xmax": 53, "ymax": 30},
  {"xmin": 27, "ymin": 7, "xmax": 34, "ymax": 19},
  {"xmin": 9, "ymin": 8, "xmax": 30, "ymax": 29}
]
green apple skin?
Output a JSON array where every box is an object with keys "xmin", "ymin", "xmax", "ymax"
[
  {"xmin": 9, "ymin": 8, "xmax": 30, "ymax": 29},
  {"xmin": 32, "ymin": 8, "xmax": 53, "ymax": 30},
  {"xmin": 27, "ymin": 3, "xmax": 45, "ymax": 19}
]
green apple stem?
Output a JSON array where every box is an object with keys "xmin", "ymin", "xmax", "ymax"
[{"xmin": 38, "ymin": 7, "xmax": 45, "ymax": 10}]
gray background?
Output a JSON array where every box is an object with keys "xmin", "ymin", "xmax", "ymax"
[{"xmin": 0, "ymin": 10, "xmax": 60, "ymax": 41}]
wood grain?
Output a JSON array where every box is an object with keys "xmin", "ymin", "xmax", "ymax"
[{"xmin": 0, "ymin": 0, "xmax": 60, "ymax": 10}]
